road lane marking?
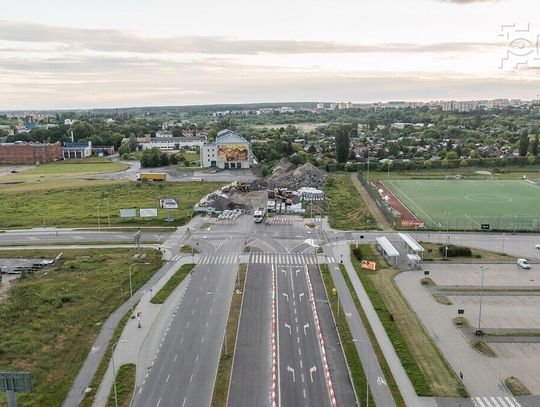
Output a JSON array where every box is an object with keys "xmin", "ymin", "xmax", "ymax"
[
  {"xmin": 166, "ymin": 374, "xmax": 170, "ymax": 383},
  {"xmin": 180, "ymin": 336, "xmax": 184, "ymax": 344},
  {"xmin": 190, "ymin": 373, "xmax": 193, "ymax": 383},
  {"xmin": 174, "ymin": 354, "xmax": 178, "ymax": 362},
  {"xmin": 156, "ymin": 398, "xmax": 161, "ymax": 407}
]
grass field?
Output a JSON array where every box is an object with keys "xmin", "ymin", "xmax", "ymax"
[
  {"xmin": 383, "ymin": 179, "xmax": 540, "ymax": 231},
  {"xmin": 0, "ymin": 248, "xmax": 162, "ymax": 407},
  {"xmin": 0, "ymin": 181, "xmax": 223, "ymax": 228},
  {"xmin": 351, "ymin": 245, "xmax": 467, "ymax": 397},
  {"xmin": 323, "ymin": 174, "xmax": 377, "ymax": 230}
]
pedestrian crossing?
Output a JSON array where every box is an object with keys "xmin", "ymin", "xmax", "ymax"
[
  {"xmin": 250, "ymin": 253, "xmax": 335, "ymax": 265},
  {"xmin": 196, "ymin": 252, "xmax": 336, "ymax": 265},
  {"xmin": 270, "ymin": 217, "xmax": 304, "ymax": 225},
  {"xmin": 472, "ymin": 396, "xmax": 521, "ymax": 407}
]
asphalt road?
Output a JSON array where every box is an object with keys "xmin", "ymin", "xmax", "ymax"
[
  {"xmin": 0, "ymin": 229, "xmax": 169, "ymax": 244},
  {"xmin": 133, "ymin": 242, "xmax": 240, "ymax": 407},
  {"xmin": 276, "ymin": 261, "xmax": 331, "ymax": 407}
]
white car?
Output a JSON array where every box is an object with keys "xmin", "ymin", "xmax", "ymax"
[
  {"xmin": 517, "ymin": 259, "xmax": 531, "ymax": 269},
  {"xmin": 535, "ymin": 244, "xmax": 540, "ymax": 250}
]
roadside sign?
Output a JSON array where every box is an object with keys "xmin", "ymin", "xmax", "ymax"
[
  {"xmin": 424, "ymin": 270, "xmax": 430, "ymax": 276},
  {"xmin": 0, "ymin": 372, "xmax": 32, "ymax": 392},
  {"xmin": 159, "ymin": 198, "xmax": 179, "ymax": 209},
  {"xmin": 458, "ymin": 309, "xmax": 465, "ymax": 315},
  {"xmin": 120, "ymin": 208, "xmax": 136, "ymax": 218},
  {"xmin": 140, "ymin": 208, "xmax": 158, "ymax": 218},
  {"xmin": 480, "ymin": 224, "xmax": 490, "ymax": 230}
]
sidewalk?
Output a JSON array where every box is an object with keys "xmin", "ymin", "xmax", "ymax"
[
  {"xmin": 332, "ymin": 243, "xmax": 438, "ymax": 407},
  {"xmin": 92, "ymin": 255, "xmax": 197, "ymax": 407}
]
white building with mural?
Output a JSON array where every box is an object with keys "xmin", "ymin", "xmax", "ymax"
[{"xmin": 200, "ymin": 129, "xmax": 252, "ymax": 169}]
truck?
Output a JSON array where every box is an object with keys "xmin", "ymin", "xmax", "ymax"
[
  {"xmin": 137, "ymin": 172, "xmax": 166, "ymax": 182},
  {"xmin": 253, "ymin": 207, "xmax": 267, "ymax": 223}
]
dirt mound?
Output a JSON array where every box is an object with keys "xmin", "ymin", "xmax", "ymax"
[{"xmin": 268, "ymin": 160, "xmax": 327, "ymax": 189}]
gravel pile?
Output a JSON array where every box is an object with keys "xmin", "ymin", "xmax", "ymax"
[{"xmin": 267, "ymin": 160, "xmax": 327, "ymax": 189}]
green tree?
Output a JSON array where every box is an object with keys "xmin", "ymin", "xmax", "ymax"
[
  {"xmin": 459, "ymin": 159, "xmax": 468, "ymax": 167},
  {"xmin": 423, "ymin": 160, "xmax": 432, "ymax": 170},
  {"xmin": 518, "ymin": 129, "xmax": 529, "ymax": 156},
  {"xmin": 335, "ymin": 126, "xmax": 350, "ymax": 163},
  {"xmin": 530, "ymin": 134, "xmax": 539, "ymax": 156}
]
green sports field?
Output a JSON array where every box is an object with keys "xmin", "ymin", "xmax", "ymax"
[{"xmin": 383, "ymin": 179, "xmax": 540, "ymax": 231}]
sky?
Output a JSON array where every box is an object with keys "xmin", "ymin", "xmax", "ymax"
[{"xmin": 1, "ymin": 0, "xmax": 539, "ymax": 109}]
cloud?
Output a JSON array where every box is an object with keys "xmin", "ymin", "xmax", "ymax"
[
  {"xmin": 0, "ymin": 20, "xmax": 503, "ymax": 55},
  {"xmin": 442, "ymin": 0, "xmax": 498, "ymax": 3}
]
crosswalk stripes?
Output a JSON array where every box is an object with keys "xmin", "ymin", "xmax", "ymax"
[
  {"xmin": 472, "ymin": 396, "xmax": 521, "ymax": 407},
  {"xmin": 246, "ymin": 253, "xmax": 335, "ymax": 265}
]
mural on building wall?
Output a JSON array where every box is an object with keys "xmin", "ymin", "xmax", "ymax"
[{"xmin": 217, "ymin": 144, "xmax": 248, "ymax": 162}]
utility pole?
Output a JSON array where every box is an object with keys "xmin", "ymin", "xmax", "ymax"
[{"xmin": 477, "ymin": 265, "xmax": 487, "ymax": 335}]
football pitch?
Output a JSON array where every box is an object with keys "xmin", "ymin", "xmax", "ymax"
[{"xmin": 383, "ymin": 179, "xmax": 540, "ymax": 231}]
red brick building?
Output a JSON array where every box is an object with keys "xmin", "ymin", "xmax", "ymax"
[{"xmin": 0, "ymin": 142, "xmax": 62, "ymax": 165}]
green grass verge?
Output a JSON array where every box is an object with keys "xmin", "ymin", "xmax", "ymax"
[
  {"xmin": 338, "ymin": 264, "xmax": 406, "ymax": 406},
  {"xmin": 0, "ymin": 248, "xmax": 162, "ymax": 407},
  {"xmin": 432, "ymin": 294, "xmax": 452, "ymax": 305},
  {"xmin": 150, "ymin": 263, "xmax": 195, "ymax": 304},
  {"xmin": 421, "ymin": 242, "xmax": 515, "ymax": 262},
  {"xmin": 319, "ymin": 264, "xmax": 373, "ymax": 406},
  {"xmin": 0, "ymin": 181, "xmax": 224, "ymax": 228},
  {"xmin": 7, "ymin": 158, "xmax": 128, "ymax": 179},
  {"xmin": 210, "ymin": 263, "xmax": 247, "ymax": 407},
  {"xmin": 180, "ymin": 245, "xmax": 200, "ymax": 254},
  {"xmin": 472, "ymin": 341, "xmax": 497, "ymax": 357},
  {"xmin": 504, "ymin": 376, "xmax": 532, "ymax": 396},
  {"xmin": 323, "ymin": 174, "xmax": 376, "ymax": 230},
  {"xmin": 350, "ymin": 245, "xmax": 467, "ymax": 397},
  {"xmin": 106, "ymin": 363, "xmax": 136, "ymax": 407}
]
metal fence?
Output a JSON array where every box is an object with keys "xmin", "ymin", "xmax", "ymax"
[{"xmin": 356, "ymin": 172, "xmax": 401, "ymax": 227}]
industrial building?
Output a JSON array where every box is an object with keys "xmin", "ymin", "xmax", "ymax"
[{"xmin": 0, "ymin": 142, "xmax": 62, "ymax": 164}]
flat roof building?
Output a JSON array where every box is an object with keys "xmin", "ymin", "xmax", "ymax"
[{"xmin": 0, "ymin": 142, "xmax": 62, "ymax": 165}]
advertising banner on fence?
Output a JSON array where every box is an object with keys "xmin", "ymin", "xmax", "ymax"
[
  {"xmin": 217, "ymin": 144, "xmax": 249, "ymax": 162},
  {"xmin": 361, "ymin": 260, "xmax": 377, "ymax": 271},
  {"xmin": 140, "ymin": 208, "xmax": 158, "ymax": 218},
  {"xmin": 159, "ymin": 198, "xmax": 179, "ymax": 209},
  {"xmin": 119, "ymin": 208, "xmax": 137, "ymax": 218}
]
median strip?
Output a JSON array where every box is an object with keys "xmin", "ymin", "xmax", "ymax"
[
  {"xmin": 150, "ymin": 263, "xmax": 195, "ymax": 304},
  {"xmin": 210, "ymin": 263, "xmax": 247, "ymax": 407}
]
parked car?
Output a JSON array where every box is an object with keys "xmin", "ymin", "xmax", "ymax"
[
  {"xmin": 535, "ymin": 244, "xmax": 540, "ymax": 250},
  {"xmin": 517, "ymin": 258, "xmax": 531, "ymax": 269}
]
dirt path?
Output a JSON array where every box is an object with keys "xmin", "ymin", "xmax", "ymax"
[{"xmin": 350, "ymin": 173, "xmax": 393, "ymax": 230}]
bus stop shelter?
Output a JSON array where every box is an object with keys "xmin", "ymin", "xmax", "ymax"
[
  {"xmin": 398, "ymin": 233, "xmax": 425, "ymax": 260},
  {"xmin": 375, "ymin": 236, "xmax": 400, "ymax": 266},
  {"xmin": 406, "ymin": 253, "xmax": 422, "ymax": 270}
]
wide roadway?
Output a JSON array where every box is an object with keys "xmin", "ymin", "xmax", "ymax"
[{"xmin": 132, "ymin": 239, "xmax": 240, "ymax": 407}]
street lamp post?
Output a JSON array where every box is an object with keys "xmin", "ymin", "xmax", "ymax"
[
  {"xmin": 477, "ymin": 265, "xmax": 488, "ymax": 334},
  {"xmin": 129, "ymin": 262, "xmax": 149, "ymax": 317},
  {"xmin": 111, "ymin": 339, "xmax": 127, "ymax": 407},
  {"xmin": 97, "ymin": 203, "xmax": 101, "ymax": 233},
  {"xmin": 206, "ymin": 291, "xmax": 234, "ymax": 356},
  {"xmin": 106, "ymin": 198, "xmax": 111, "ymax": 228}
]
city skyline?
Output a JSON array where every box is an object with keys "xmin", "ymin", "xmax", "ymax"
[{"xmin": 1, "ymin": 0, "xmax": 539, "ymax": 109}]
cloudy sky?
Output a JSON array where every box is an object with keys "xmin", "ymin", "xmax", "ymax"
[{"xmin": 1, "ymin": 0, "xmax": 539, "ymax": 109}]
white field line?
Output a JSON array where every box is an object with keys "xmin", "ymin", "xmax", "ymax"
[{"xmin": 464, "ymin": 214, "xmax": 481, "ymax": 227}]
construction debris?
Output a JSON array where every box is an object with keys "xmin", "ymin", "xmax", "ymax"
[{"xmin": 267, "ymin": 159, "xmax": 327, "ymax": 190}]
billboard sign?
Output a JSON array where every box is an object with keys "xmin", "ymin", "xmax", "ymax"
[
  {"xmin": 217, "ymin": 144, "xmax": 248, "ymax": 162},
  {"xmin": 140, "ymin": 208, "xmax": 158, "ymax": 218},
  {"xmin": 159, "ymin": 198, "xmax": 179, "ymax": 209},
  {"xmin": 0, "ymin": 371, "xmax": 33, "ymax": 392},
  {"xmin": 120, "ymin": 208, "xmax": 136, "ymax": 218}
]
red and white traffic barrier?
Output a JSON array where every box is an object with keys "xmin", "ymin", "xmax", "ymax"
[
  {"xmin": 271, "ymin": 267, "xmax": 277, "ymax": 407},
  {"xmin": 304, "ymin": 265, "xmax": 337, "ymax": 407}
]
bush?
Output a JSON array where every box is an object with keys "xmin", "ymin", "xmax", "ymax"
[
  {"xmin": 352, "ymin": 247, "xmax": 363, "ymax": 260},
  {"xmin": 438, "ymin": 244, "xmax": 472, "ymax": 257}
]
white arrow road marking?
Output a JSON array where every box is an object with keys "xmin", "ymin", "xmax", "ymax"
[
  {"xmin": 377, "ymin": 376, "xmax": 387, "ymax": 386},
  {"xmin": 299, "ymin": 292, "xmax": 305, "ymax": 302},
  {"xmin": 287, "ymin": 366, "xmax": 295, "ymax": 382},
  {"xmin": 284, "ymin": 323, "xmax": 291, "ymax": 335},
  {"xmin": 304, "ymin": 323, "xmax": 310, "ymax": 335},
  {"xmin": 282, "ymin": 292, "xmax": 289, "ymax": 301},
  {"xmin": 309, "ymin": 366, "xmax": 317, "ymax": 383}
]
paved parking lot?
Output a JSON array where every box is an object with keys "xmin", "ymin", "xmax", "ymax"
[{"xmin": 396, "ymin": 263, "xmax": 540, "ymax": 396}]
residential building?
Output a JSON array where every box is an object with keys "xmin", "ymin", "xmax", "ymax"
[
  {"xmin": 141, "ymin": 136, "xmax": 206, "ymax": 151},
  {"xmin": 200, "ymin": 129, "xmax": 252, "ymax": 169},
  {"xmin": 62, "ymin": 141, "xmax": 92, "ymax": 159},
  {"xmin": 0, "ymin": 142, "xmax": 62, "ymax": 164}
]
